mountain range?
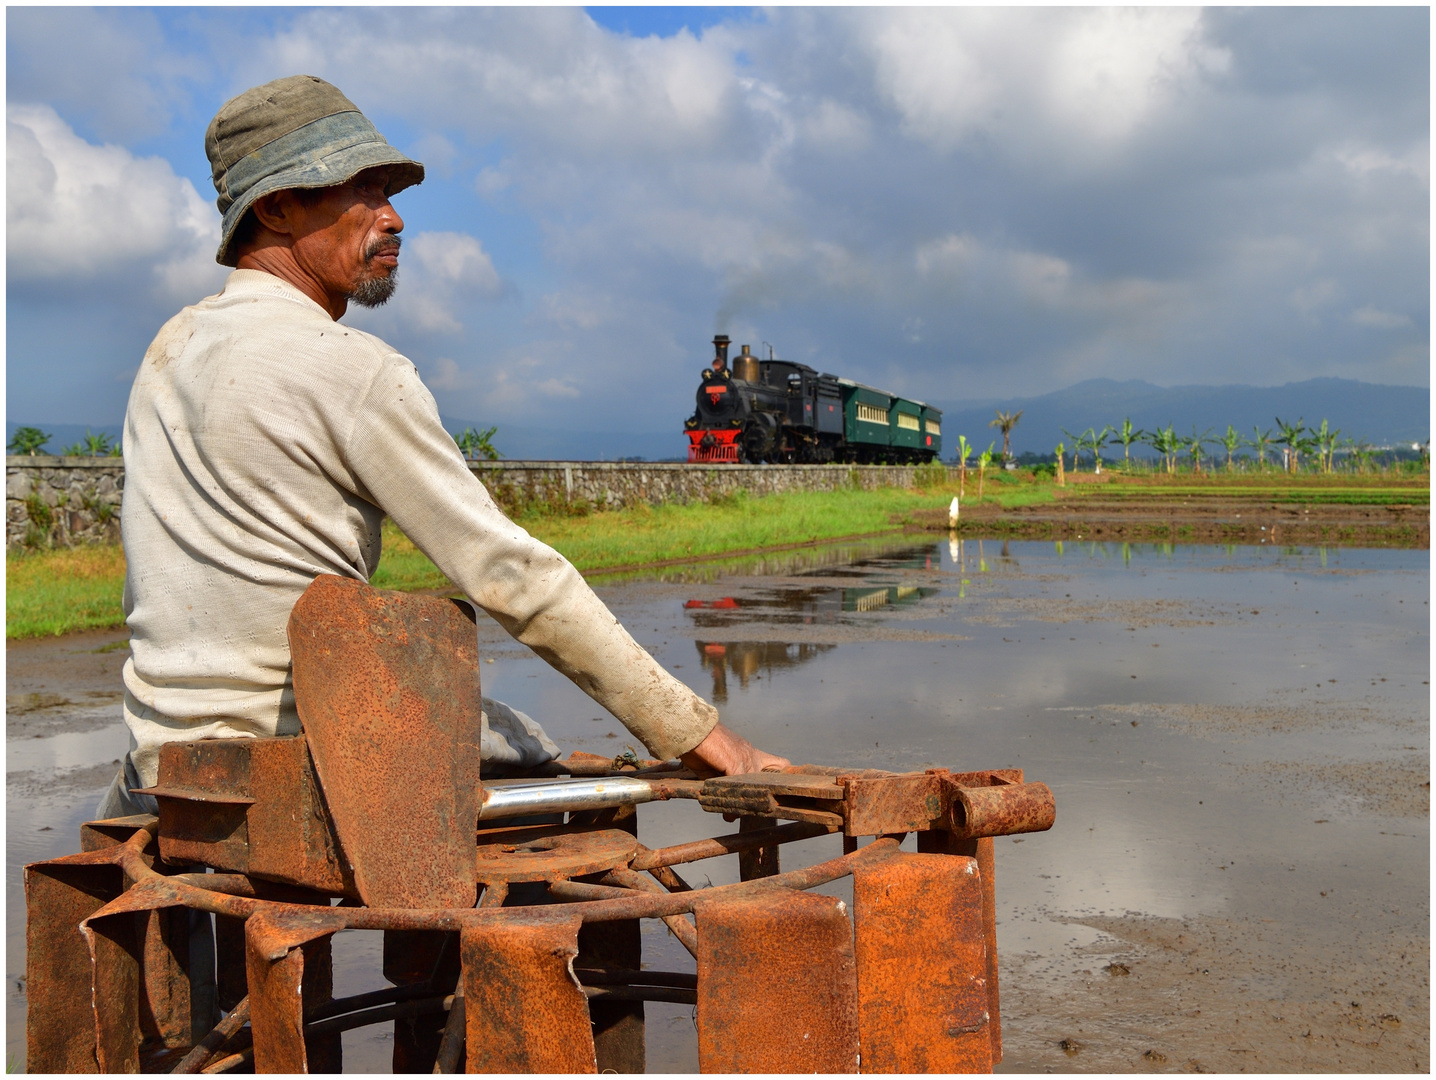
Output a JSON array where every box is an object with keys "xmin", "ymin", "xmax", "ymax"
[{"xmin": 930, "ymin": 377, "xmax": 1429, "ymax": 458}]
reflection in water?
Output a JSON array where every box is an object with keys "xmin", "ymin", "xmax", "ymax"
[
  {"xmin": 693, "ymin": 640, "xmax": 837, "ymax": 703},
  {"xmin": 683, "ymin": 582, "xmax": 939, "ymax": 629}
]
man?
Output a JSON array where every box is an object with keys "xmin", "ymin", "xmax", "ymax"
[{"xmin": 100, "ymin": 75, "xmax": 786, "ymax": 817}]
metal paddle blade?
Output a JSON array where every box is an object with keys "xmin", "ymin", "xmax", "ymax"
[{"xmin": 288, "ymin": 575, "xmax": 482, "ymax": 909}]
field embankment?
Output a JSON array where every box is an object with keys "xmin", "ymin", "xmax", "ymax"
[
  {"xmin": 8, "ymin": 471, "xmax": 1426, "ymax": 639},
  {"xmin": 915, "ymin": 471, "xmax": 1429, "ymax": 548},
  {"xmin": 7, "ymin": 485, "xmax": 1000, "ymax": 639}
]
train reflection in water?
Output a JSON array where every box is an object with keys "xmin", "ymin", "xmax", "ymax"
[{"xmin": 684, "ymin": 581, "xmax": 938, "ymax": 702}]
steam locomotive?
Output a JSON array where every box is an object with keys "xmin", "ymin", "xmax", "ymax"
[{"xmin": 684, "ymin": 335, "xmax": 942, "ymax": 464}]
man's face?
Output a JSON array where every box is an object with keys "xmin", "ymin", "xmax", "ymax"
[{"xmin": 288, "ymin": 166, "xmax": 404, "ymax": 308}]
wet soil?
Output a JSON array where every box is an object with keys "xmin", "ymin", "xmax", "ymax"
[
  {"xmin": 7, "ymin": 540, "xmax": 1429, "ymax": 1073},
  {"xmin": 913, "ymin": 494, "xmax": 1430, "ymax": 548}
]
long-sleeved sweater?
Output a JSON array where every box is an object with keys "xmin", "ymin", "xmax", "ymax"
[{"xmin": 119, "ymin": 269, "xmax": 718, "ymax": 786}]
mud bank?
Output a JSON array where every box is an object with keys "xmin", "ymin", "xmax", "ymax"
[{"xmin": 912, "ymin": 499, "xmax": 1429, "ymax": 548}]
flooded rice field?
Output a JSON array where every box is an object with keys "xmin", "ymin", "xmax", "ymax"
[{"xmin": 7, "ymin": 538, "xmax": 1429, "ymax": 1072}]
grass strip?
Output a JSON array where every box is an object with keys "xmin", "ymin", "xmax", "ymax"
[
  {"xmin": 9, "ymin": 484, "xmax": 1009, "ymax": 637},
  {"xmin": 6, "ymin": 544, "xmax": 127, "ymax": 639},
  {"xmin": 369, "ymin": 485, "xmax": 1024, "ymax": 592}
]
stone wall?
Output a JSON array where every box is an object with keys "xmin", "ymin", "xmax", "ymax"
[
  {"xmin": 6, "ymin": 457, "xmax": 125, "ymax": 549},
  {"xmin": 7, "ymin": 457, "xmax": 951, "ymax": 549}
]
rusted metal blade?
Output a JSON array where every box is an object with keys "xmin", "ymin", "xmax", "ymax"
[
  {"xmin": 288, "ymin": 575, "xmax": 483, "ymax": 909},
  {"xmin": 244, "ymin": 909, "xmax": 343, "ymax": 1073},
  {"xmin": 920, "ymin": 830, "xmax": 1002, "ymax": 1062},
  {"xmin": 25, "ymin": 856, "xmax": 130, "ymax": 1072},
  {"xmin": 852, "ymin": 851, "xmax": 992, "ymax": 1073},
  {"xmin": 461, "ymin": 908, "xmax": 597, "ymax": 1073},
  {"xmin": 694, "ymin": 888, "xmax": 859, "ymax": 1073}
]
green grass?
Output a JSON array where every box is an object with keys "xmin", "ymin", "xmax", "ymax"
[
  {"xmin": 372, "ymin": 484, "xmax": 1032, "ymax": 592},
  {"xmin": 11, "ymin": 484, "xmax": 1011, "ymax": 637},
  {"xmin": 6, "ymin": 544, "xmax": 127, "ymax": 638}
]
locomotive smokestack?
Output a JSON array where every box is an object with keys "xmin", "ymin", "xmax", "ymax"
[{"xmin": 712, "ymin": 335, "xmax": 730, "ymax": 368}]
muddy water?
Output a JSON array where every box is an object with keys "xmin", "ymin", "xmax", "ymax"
[{"xmin": 7, "ymin": 539, "xmax": 1428, "ymax": 1072}]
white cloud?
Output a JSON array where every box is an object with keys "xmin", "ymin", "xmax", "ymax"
[
  {"xmin": 6, "ymin": 104, "xmax": 224, "ymax": 300},
  {"xmin": 865, "ymin": 8, "xmax": 1229, "ymax": 156},
  {"xmin": 394, "ymin": 231, "xmax": 504, "ymax": 334},
  {"xmin": 536, "ymin": 378, "xmax": 580, "ymax": 399},
  {"xmin": 1351, "ymin": 305, "xmax": 1412, "ymax": 330}
]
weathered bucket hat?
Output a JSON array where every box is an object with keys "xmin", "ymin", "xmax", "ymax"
[{"xmin": 206, "ymin": 75, "xmax": 424, "ymax": 266}]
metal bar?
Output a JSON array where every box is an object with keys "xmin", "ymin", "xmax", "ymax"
[
  {"xmin": 304, "ymin": 994, "xmax": 453, "ymax": 1039},
  {"xmin": 604, "ymin": 868, "xmax": 699, "ymax": 958},
  {"xmin": 477, "ymin": 776, "xmax": 663, "ymax": 820},
  {"xmin": 574, "ymin": 967, "xmax": 697, "ymax": 989},
  {"xmin": 585, "ymin": 985, "xmax": 697, "ymax": 1005},
  {"xmin": 200, "ymin": 1048, "xmax": 253, "ymax": 1074},
  {"xmin": 629, "ymin": 821, "xmax": 836, "ymax": 870},
  {"xmin": 173, "ymin": 997, "xmax": 251, "ymax": 1074},
  {"xmin": 739, "ymin": 815, "xmax": 781, "ymax": 879}
]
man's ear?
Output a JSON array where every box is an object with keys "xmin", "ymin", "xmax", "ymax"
[{"xmin": 250, "ymin": 191, "xmax": 297, "ymax": 236}]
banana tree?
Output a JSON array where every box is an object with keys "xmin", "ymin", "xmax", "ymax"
[
  {"xmin": 954, "ymin": 435, "xmax": 974, "ymax": 496},
  {"xmin": 7, "ymin": 426, "xmax": 51, "ymax": 456},
  {"xmin": 1054, "ymin": 442, "xmax": 1066, "ymax": 487},
  {"xmin": 1185, "ymin": 426, "xmax": 1214, "ymax": 474},
  {"xmin": 1061, "ymin": 428, "xmax": 1084, "ymax": 472},
  {"xmin": 453, "ymin": 425, "xmax": 502, "ymax": 461},
  {"xmin": 1113, "ymin": 417, "xmax": 1143, "ymax": 467},
  {"xmin": 977, "ymin": 442, "xmax": 995, "ymax": 499},
  {"xmin": 1144, "ymin": 423, "xmax": 1179, "ymax": 474},
  {"xmin": 1274, "ymin": 417, "xmax": 1306, "ymax": 474},
  {"xmin": 1311, "ymin": 419, "xmax": 1340, "ymax": 473},
  {"xmin": 1247, "ymin": 426, "xmax": 1274, "ymax": 471},
  {"xmin": 1219, "ymin": 425, "xmax": 1242, "ymax": 471},
  {"xmin": 1089, "ymin": 425, "xmax": 1114, "ymax": 474}
]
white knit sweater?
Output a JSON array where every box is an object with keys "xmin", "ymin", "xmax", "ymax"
[{"xmin": 119, "ymin": 269, "xmax": 717, "ymax": 785}]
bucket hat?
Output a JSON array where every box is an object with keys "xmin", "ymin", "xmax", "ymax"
[{"xmin": 205, "ymin": 75, "xmax": 424, "ymax": 267}]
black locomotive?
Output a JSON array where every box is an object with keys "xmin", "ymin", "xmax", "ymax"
[{"xmin": 684, "ymin": 335, "xmax": 942, "ymax": 464}]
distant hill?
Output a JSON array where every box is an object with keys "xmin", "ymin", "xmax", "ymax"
[{"xmin": 931, "ymin": 378, "xmax": 1430, "ymax": 458}]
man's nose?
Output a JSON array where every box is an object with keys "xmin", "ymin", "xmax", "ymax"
[{"xmin": 376, "ymin": 199, "xmax": 404, "ymax": 235}]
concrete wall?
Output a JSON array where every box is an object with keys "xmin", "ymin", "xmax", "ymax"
[{"xmin": 7, "ymin": 457, "xmax": 949, "ymax": 549}]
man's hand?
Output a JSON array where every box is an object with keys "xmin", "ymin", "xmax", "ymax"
[{"xmin": 680, "ymin": 721, "xmax": 790, "ymax": 777}]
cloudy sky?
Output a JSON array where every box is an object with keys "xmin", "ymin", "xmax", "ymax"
[{"xmin": 7, "ymin": 6, "xmax": 1429, "ymax": 450}]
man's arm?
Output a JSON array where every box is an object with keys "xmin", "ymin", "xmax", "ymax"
[{"xmin": 345, "ymin": 352, "xmax": 787, "ymax": 772}]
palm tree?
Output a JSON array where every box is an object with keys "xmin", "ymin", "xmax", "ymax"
[
  {"xmin": 1219, "ymin": 425, "xmax": 1242, "ymax": 472},
  {"xmin": 1247, "ymin": 426, "xmax": 1274, "ymax": 471},
  {"xmin": 1274, "ymin": 417, "xmax": 1306, "ymax": 474},
  {"xmin": 1113, "ymin": 418, "xmax": 1144, "ymax": 467},
  {"xmin": 989, "ymin": 410, "xmax": 1023, "ymax": 463},
  {"xmin": 8, "ymin": 426, "xmax": 51, "ymax": 456}
]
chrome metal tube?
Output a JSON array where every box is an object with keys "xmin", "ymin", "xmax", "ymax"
[{"xmin": 477, "ymin": 776, "xmax": 658, "ymax": 821}]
